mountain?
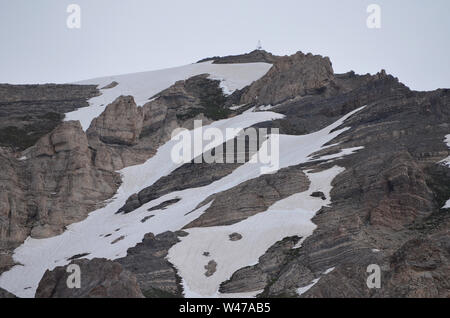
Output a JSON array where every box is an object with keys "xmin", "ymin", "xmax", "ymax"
[{"xmin": 0, "ymin": 50, "xmax": 449, "ymax": 298}]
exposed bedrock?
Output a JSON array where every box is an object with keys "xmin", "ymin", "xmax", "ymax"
[
  {"xmin": 219, "ymin": 236, "xmax": 303, "ymax": 294},
  {"xmin": 117, "ymin": 231, "xmax": 186, "ymax": 298},
  {"xmin": 88, "ymin": 95, "xmax": 144, "ymax": 146},
  {"xmin": 239, "ymin": 51, "xmax": 335, "ymax": 106},
  {"xmin": 35, "ymin": 258, "xmax": 144, "ymax": 298},
  {"xmin": 185, "ymin": 167, "xmax": 310, "ymax": 228}
]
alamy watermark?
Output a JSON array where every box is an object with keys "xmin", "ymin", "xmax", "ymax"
[
  {"xmin": 66, "ymin": 264, "xmax": 81, "ymax": 289},
  {"xmin": 170, "ymin": 120, "xmax": 280, "ymax": 174},
  {"xmin": 367, "ymin": 4, "xmax": 381, "ymax": 29},
  {"xmin": 66, "ymin": 4, "xmax": 81, "ymax": 29},
  {"xmin": 366, "ymin": 264, "xmax": 381, "ymax": 289}
]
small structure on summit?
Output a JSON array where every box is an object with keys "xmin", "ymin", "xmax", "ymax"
[{"xmin": 256, "ymin": 40, "xmax": 263, "ymax": 50}]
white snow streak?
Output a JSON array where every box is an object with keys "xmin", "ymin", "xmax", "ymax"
[
  {"xmin": 296, "ymin": 267, "xmax": 335, "ymax": 296},
  {"xmin": 297, "ymin": 278, "xmax": 320, "ymax": 296}
]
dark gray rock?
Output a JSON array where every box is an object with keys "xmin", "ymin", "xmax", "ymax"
[
  {"xmin": 0, "ymin": 84, "xmax": 99, "ymax": 150},
  {"xmin": 117, "ymin": 231, "xmax": 184, "ymax": 298},
  {"xmin": 197, "ymin": 50, "xmax": 278, "ymax": 64},
  {"xmin": 204, "ymin": 260, "xmax": 218, "ymax": 277},
  {"xmin": 220, "ymin": 236, "xmax": 303, "ymax": 295},
  {"xmin": 229, "ymin": 233, "xmax": 243, "ymax": 241}
]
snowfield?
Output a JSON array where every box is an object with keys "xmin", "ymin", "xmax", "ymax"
[{"xmin": 66, "ymin": 61, "xmax": 273, "ymax": 130}]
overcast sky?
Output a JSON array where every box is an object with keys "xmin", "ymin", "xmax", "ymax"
[{"xmin": 0, "ymin": 0, "xmax": 449, "ymax": 91}]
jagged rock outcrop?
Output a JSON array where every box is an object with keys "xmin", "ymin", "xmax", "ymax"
[
  {"xmin": 88, "ymin": 96, "xmax": 144, "ymax": 146},
  {"xmin": 0, "ymin": 121, "xmax": 121, "ymax": 262},
  {"xmin": 117, "ymin": 231, "xmax": 186, "ymax": 298},
  {"xmin": 35, "ymin": 258, "xmax": 144, "ymax": 298},
  {"xmin": 239, "ymin": 51, "xmax": 335, "ymax": 106}
]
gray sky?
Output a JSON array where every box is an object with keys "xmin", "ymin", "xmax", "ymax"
[{"xmin": 0, "ymin": 0, "xmax": 449, "ymax": 91}]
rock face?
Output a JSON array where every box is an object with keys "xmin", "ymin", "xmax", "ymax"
[
  {"xmin": 0, "ymin": 121, "xmax": 120, "ymax": 258},
  {"xmin": 239, "ymin": 51, "xmax": 335, "ymax": 106},
  {"xmin": 220, "ymin": 236, "xmax": 303, "ymax": 294},
  {"xmin": 185, "ymin": 167, "xmax": 310, "ymax": 228},
  {"xmin": 35, "ymin": 258, "xmax": 144, "ymax": 298},
  {"xmin": 88, "ymin": 96, "xmax": 144, "ymax": 146}
]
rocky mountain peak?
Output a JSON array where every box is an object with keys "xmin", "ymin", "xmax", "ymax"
[{"xmin": 239, "ymin": 51, "xmax": 335, "ymax": 106}]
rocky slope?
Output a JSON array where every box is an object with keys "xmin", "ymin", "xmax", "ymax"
[
  {"xmin": 35, "ymin": 258, "xmax": 144, "ymax": 298},
  {"xmin": 0, "ymin": 50, "xmax": 448, "ymax": 298}
]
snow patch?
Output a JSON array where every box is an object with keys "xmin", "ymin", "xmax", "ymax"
[{"xmin": 229, "ymin": 104, "xmax": 246, "ymax": 111}]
